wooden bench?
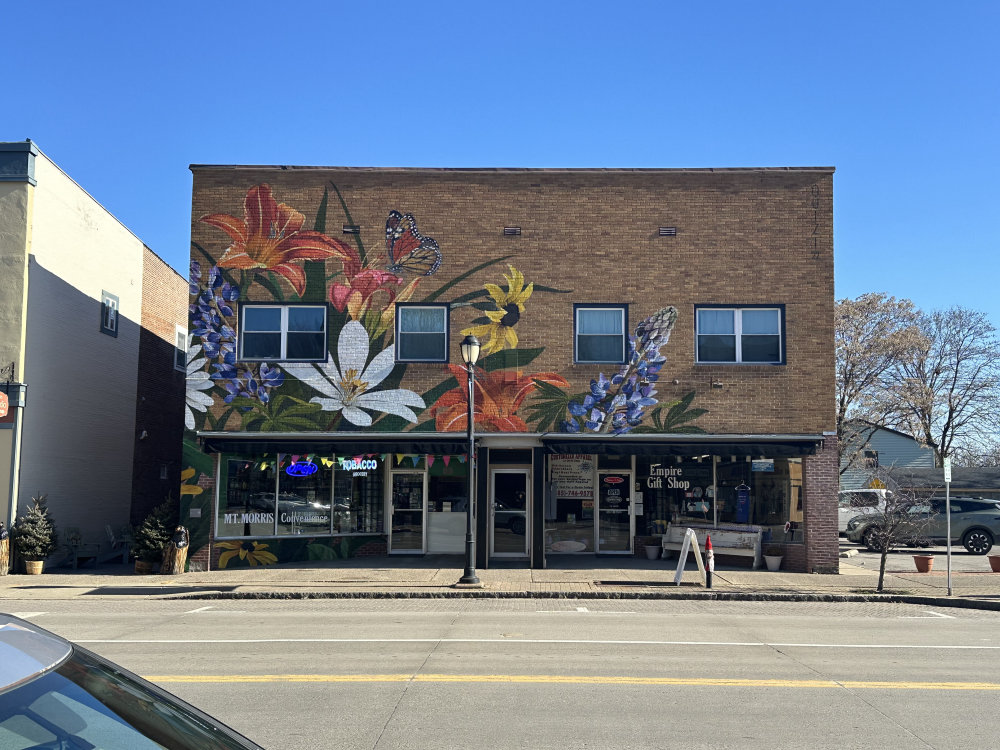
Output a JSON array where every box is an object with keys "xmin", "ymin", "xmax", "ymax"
[{"xmin": 662, "ymin": 523, "xmax": 764, "ymax": 569}]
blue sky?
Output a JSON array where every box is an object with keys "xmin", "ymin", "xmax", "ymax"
[{"xmin": 7, "ymin": 1, "xmax": 998, "ymax": 328}]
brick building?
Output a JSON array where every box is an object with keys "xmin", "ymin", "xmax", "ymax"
[
  {"xmin": 0, "ymin": 140, "xmax": 186, "ymax": 565},
  {"xmin": 183, "ymin": 166, "xmax": 838, "ymax": 573}
]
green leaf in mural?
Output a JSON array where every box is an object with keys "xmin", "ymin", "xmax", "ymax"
[
  {"xmin": 255, "ymin": 272, "xmax": 285, "ymax": 301},
  {"xmin": 450, "ymin": 289, "xmax": 491, "ymax": 305},
  {"xmin": 410, "ymin": 418, "xmax": 439, "ymax": 432},
  {"xmin": 479, "ymin": 347, "xmax": 544, "ymax": 372},
  {"xmin": 422, "ymin": 255, "xmax": 515, "ymax": 302},
  {"xmin": 236, "ymin": 395, "xmax": 324, "ymax": 432},
  {"xmin": 637, "ymin": 391, "xmax": 708, "ymax": 434},
  {"xmin": 524, "ymin": 380, "xmax": 582, "ymax": 432},
  {"xmin": 530, "ymin": 284, "xmax": 573, "ymax": 294},
  {"xmin": 302, "ymin": 188, "xmax": 331, "ymax": 302}
]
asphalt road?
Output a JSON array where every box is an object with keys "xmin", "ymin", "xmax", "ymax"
[{"xmin": 6, "ymin": 598, "xmax": 1000, "ymax": 750}]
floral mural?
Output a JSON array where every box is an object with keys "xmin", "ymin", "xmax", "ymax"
[{"xmin": 184, "ymin": 182, "xmax": 707, "ymax": 567}]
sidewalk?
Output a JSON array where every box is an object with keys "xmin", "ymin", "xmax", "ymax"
[{"xmin": 2, "ymin": 555, "xmax": 999, "ymax": 609}]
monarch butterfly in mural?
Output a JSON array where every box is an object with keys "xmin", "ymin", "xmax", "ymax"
[{"xmin": 385, "ymin": 210, "xmax": 442, "ymax": 276}]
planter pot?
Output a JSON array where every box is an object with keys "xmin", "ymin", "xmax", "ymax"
[
  {"xmin": 763, "ymin": 555, "xmax": 783, "ymax": 572},
  {"xmin": 644, "ymin": 545, "xmax": 661, "ymax": 560},
  {"xmin": 24, "ymin": 560, "xmax": 44, "ymax": 575},
  {"xmin": 988, "ymin": 555, "xmax": 1000, "ymax": 573},
  {"xmin": 913, "ymin": 554, "xmax": 934, "ymax": 573},
  {"xmin": 134, "ymin": 560, "xmax": 154, "ymax": 575}
]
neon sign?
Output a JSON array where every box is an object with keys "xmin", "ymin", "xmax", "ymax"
[{"xmin": 285, "ymin": 461, "xmax": 318, "ymax": 477}]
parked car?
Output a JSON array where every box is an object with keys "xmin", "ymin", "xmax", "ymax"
[
  {"xmin": 837, "ymin": 489, "xmax": 892, "ymax": 534},
  {"xmin": 0, "ymin": 614, "xmax": 262, "ymax": 749},
  {"xmin": 845, "ymin": 496, "xmax": 1000, "ymax": 554},
  {"xmin": 494, "ymin": 495, "xmax": 527, "ymax": 535}
]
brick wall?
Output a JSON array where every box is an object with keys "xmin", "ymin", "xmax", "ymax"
[
  {"xmin": 803, "ymin": 436, "xmax": 840, "ymax": 573},
  {"xmin": 189, "ymin": 167, "xmax": 836, "ymax": 436},
  {"xmin": 131, "ymin": 247, "xmax": 187, "ymax": 525}
]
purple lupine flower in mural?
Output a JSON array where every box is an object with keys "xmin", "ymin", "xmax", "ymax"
[
  {"xmin": 189, "ymin": 260, "xmax": 202, "ymax": 295},
  {"xmin": 186, "ymin": 264, "xmax": 286, "ymax": 413},
  {"xmin": 561, "ymin": 306, "xmax": 678, "ymax": 435}
]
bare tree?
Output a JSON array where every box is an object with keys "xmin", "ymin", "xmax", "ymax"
[
  {"xmin": 835, "ymin": 293, "xmax": 923, "ymax": 474},
  {"xmin": 949, "ymin": 438, "xmax": 1000, "ymax": 468},
  {"xmin": 847, "ymin": 469, "xmax": 937, "ymax": 592},
  {"xmin": 892, "ymin": 307, "xmax": 1000, "ymax": 465}
]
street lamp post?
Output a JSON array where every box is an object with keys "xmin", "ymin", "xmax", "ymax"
[{"xmin": 458, "ymin": 334, "xmax": 481, "ymax": 585}]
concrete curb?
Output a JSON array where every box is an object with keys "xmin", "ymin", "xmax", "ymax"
[{"xmin": 169, "ymin": 589, "xmax": 1000, "ymax": 610}]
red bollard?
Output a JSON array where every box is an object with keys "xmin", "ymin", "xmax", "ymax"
[{"xmin": 705, "ymin": 534, "xmax": 714, "ymax": 589}]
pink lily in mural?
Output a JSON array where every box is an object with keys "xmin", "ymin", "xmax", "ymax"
[
  {"xmin": 330, "ymin": 269, "xmax": 419, "ymax": 339},
  {"xmin": 431, "ymin": 365, "xmax": 569, "ymax": 432},
  {"xmin": 201, "ymin": 184, "xmax": 352, "ymax": 296}
]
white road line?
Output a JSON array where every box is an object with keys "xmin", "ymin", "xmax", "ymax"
[
  {"xmin": 185, "ymin": 606, "xmax": 214, "ymax": 614},
  {"xmin": 576, "ymin": 607, "xmax": 589, "ymax": 612},
  {"xmin": 900, "ymin": 610, "xmax": 957, "ymax": 620},
  {"xmin": 72, "ymin": 637, "xmax": 1000, "ymax": 650},
  {"xmin": 8, "ymin": 612, "xmax": 46, "ymax": 619}
]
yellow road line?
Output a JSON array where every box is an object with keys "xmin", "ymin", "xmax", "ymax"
[{"xmin": 146, "ymin": 674, "xmax": 1000, "ymax": 690}]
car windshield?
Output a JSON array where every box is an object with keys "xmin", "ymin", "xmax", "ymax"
[{"xmin": 0, "ymin": 646, "xmax": 253, "ymax": 750}]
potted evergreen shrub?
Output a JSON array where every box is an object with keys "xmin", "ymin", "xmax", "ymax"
[
  {"xmin": 13, "ymin": 495, "xmax": 58, "ymax": 575},
  {"xmin": 132, "ymin": 499, "xmax": 177, "ymax": 574}
]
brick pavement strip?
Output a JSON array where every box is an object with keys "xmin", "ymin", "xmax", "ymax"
[{"xmin": 1, "ymin": 560, "xmax": 999, "ymax": 609}]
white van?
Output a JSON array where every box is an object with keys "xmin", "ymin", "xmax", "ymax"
[{"xmin": 838, "ymin": 489, "xmax": 892, "ymax": 534}]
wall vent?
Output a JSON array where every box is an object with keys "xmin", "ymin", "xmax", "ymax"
[
  {"xmin": 658, "ymin": 226, "xmax": 677, "ymax": 236},
  {"xmin": 342, "ymin": 225, "xmax": 360, "ymax": 234},
  {"xmin": 503, "ymin": 227, "xmax": 522, "ymax": 236}
]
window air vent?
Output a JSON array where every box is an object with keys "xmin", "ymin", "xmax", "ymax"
[
  {"xmin": 503, "ymin": 227, "xmax": 522, "ymax": 236},
  {"xmin": 658, "ymin": 226, "xmax": 677, "ymax": 236}
]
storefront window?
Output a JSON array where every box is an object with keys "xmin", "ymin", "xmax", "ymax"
[
  {"xmin": 220, "ymin": 455, "xmax": 277, "ymax": 537},
  {"xmin": 637, "ymin": 456, "xmax": 714, "ymax": 534},
  {"xmin": 546, "ymin": 454, "xmax": 596, "ymax": 553},
  {"xmin": 276, "ymin": 454, "xmax": 332, "ymax": 536},
  {"xmin": 333, "ymin": 455, "xmax": 385, "ymax": 533},
  {"xmin": 637, "ymin": 455, "xmax": 805, "ymax": 543}
]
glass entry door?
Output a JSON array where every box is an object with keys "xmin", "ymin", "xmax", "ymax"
[
  {"xmin": 491, "ymin": 469, "xmax": 529, "ymax": 558},
  {"xmin": 389, "ymin": 472, "xmax": 426, "ymax": 553},
  {"xmin": 597, "ymin": 471, "xmax": 633, "ymax": 553}
]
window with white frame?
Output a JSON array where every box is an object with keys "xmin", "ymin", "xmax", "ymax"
[
  {"xmin": 239, "ymin": 304, "xmax": 327, "ymax": 361},
  {"xmin": 395, "ymin": 304, "xmax": 448, "ymax": 362},
  {"xmin": 695, "ymin": 306, "xmax": 784, "ymax": 364},
  {"xmin": 100, "ymin": 291, "xmax": 118, "ymax": 337},
  {"xmin": 174, "ymin": 325, "xmax": 187, "ymax": 372},
  {"xmin": 575, "ymin": 305, "xmax": 626, "ymax": 363}
]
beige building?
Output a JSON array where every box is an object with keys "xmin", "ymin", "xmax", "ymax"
[{"xmin": 0, "ymin": 141, "xmax": 186, "ymax": 565}]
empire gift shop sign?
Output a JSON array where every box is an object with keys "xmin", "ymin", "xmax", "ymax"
[{"xmin": 646, "ymin": 463, "xmax": 690, "ymax": 490}]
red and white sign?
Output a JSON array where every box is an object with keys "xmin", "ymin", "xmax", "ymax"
[
  {"xmin": 0, "ymin": 392, "xmax": 8, "ymax": 418},
  {"xmin": 603, "ymin": 476, "xmax": 624, "ymax": 485}
]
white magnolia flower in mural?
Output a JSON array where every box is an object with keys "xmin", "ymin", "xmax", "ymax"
[
  {"xmin": 185, "ymin": 344, "xmax": 215, "ymax": 430},
  {"xmin": 283, "ymin": 320, "xmax": 424, "ymax": 427}
]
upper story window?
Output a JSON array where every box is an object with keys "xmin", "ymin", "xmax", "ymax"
[
  {"xmin": 100, "ymin": 291, "xmax": 119, "ymax": 337},
  {"xmin": 395, "ymin": 304, "xmax": 448, "ymax": 362},
  {"xmin": 695, "ymin": 305, "xmax": 784, "ymax": 364},
  {"xmin": 239, "ymin": 304, "xmax": 327, "ymax": 362},
  {"xmin": 575, "ymin": 305, "xmax": 627, "ymax": 364},
  {"xmin": 174, "ymin": 325, "xmax": 187, "ymax": 372}
]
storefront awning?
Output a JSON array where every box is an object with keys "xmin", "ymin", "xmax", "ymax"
[
  {"xmin": 541, "ymin": 434, "xmax": 823, "ymax": 457},
  {"xmin": 197, "ymin": 431, "xmax": 470, "ymax": 456}
]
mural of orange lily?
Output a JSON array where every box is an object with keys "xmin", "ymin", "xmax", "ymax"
[
  {"xmin": 201, "ymin": 184, "xmax": 352, "ymax": 296},
  {"xmin": 431, "ymin": 365, "xmax": 569, "ymax": 432}
]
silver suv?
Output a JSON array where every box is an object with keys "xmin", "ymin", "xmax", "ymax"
[{"xmin": 846, "ymin": 496, "xmax": 1000, "ymax": 554}]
